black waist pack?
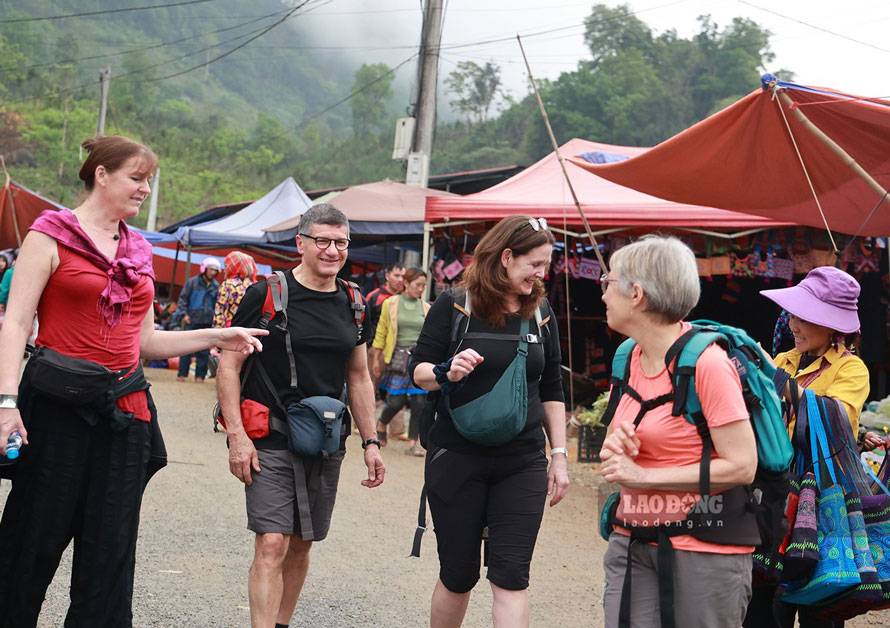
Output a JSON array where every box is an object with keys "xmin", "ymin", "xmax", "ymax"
[{"xmin": 26, "ymin": 345, "xmax": 124, "ymax": 406}]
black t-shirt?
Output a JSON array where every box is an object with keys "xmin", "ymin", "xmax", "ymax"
[
  {"xmin": 409, "ymin": 290, "xmax": 564, "ymax": 456},
  {"xmin": 231, "ymin": 271, "xmax": 370, "ymax": 449}
]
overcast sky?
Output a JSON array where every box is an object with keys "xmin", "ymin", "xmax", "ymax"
[{"xmin": 297, "ymin": 0, "xmax": 890, "ymax": 116}]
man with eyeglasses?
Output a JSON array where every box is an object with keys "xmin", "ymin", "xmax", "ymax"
[{"xmin": 217, "ymin": 204, "xmax": 385, "ymax": 628}]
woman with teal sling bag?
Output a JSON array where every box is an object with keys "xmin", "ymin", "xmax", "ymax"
[{"xmin": 410, "ymin": 215, "xmax": 569, "ymax": 628}]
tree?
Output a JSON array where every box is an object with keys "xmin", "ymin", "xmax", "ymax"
[
  {"xmin": 584, "ymin": 4, "xmax": 654, "ymax": 65},
  {"xmin": 348, "ymin": 63, "xmax": 394, "ymax": 137},
  {"xmin": 444, "ymin": 61, "xmax": 502, "ymax": 126}
]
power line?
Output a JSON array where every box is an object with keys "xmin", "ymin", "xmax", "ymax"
[
  {"xmin": 739, "ymin": 0, "xmax": 890, "ymax": 55},
  {"xmin": 0, "ymin": 0, "xmax": 218, "ymax": 23},
  {"xmin": 7, "ymin": 2, "xmax": 321, "ymax": 104},
  {"xmin": 135, "ymin": 0, "xmax": 326, "ymax": 83},
  {"xmin": 0, "ymin": 8, "xmax": 292, "ymax": 75}
]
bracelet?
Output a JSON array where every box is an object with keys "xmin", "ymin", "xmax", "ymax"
[
  {"xmin": 361, "ymin": 438, "xmax": 381, "ymax": 450},
  {"xmin": 0, "ymin": 394, "xmax": 17, "ymax": 409},
  {"xmin": 549, "ymin": 447, "xmax": 568, "ymax": 457}
]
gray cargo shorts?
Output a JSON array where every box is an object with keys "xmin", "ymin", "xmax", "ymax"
[{"xmin": 245, "ymin": 448, "xmax": 344, "ymax": 541}]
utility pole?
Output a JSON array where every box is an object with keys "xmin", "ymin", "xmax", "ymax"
[
  {"xmin": 409, "ymin": 0, "xmax": 444, "ymax": 188},
  {"xmin": 97, "ymin": 66, "xmax": 111, "ymax": 135}
]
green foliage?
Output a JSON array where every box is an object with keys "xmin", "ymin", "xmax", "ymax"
[
  {"xmin": 349, "ymin": 63, "xmax": 395, "ymax": 136},
  {"xmin": 577, "ymin": 392, "xmax": 610, "ymax": 427},
  {"xmin": 444, "ymin": 60, "xmax": 503, "ymax": 125}
]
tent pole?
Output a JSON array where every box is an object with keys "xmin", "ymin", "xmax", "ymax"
[
  {"xmin": 168, "ymin": 242, "xmax": 181, "ymax": 299},
  {"xmin": 775, "ymin": 89, "xmax": 890, "ymax": 243},
  {"xmin": 517, "ymin": 35, "xmax": 608, "ymax": 274},
  {"xmin": 186, "ymin": 243, "xmax": 192, "ymax": 283},
  {"xmin": 422, "ymin": 222, "xmax": 432, "ymax": 301}
]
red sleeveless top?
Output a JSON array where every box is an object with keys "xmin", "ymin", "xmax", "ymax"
[{"xmin": 36, "ymin": 245, "xmax": 154, "ymax": 420}]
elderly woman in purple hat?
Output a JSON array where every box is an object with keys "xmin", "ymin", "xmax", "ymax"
[{"xmin": 745, "ymin": 265, "xmax": 873, "ymax": 628}]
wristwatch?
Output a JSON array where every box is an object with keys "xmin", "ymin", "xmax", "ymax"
[
  {"xmin": 549, "ymin": 447, "xmax": 568, "ymax": 457},
  {"xmin": 0, "ymin": 394, "xmax": 17, "ymax": 409},
  {"xmin": 362, "ymin": 438, "xmax": 382, "ymax": 450}
]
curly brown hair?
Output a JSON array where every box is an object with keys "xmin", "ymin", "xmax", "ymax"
[{"xmin": 461, "ymin": 215, "xmax": 555, "ymax": 327}]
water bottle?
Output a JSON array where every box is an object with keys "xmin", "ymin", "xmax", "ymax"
[{"xmin": 4, "ymin": 430, "xmax": 22, "ymax": 460}]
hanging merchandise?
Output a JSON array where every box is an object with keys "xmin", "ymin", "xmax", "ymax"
[
  {"xmin": 854, "ymin": 241, "xmax": 880, "ymax": 275},
  {"xmin": 793, "ymin": 251, "xmax": 816, "ymax": 275},
  {"xmin": 710, "ymin": 255, "xmax": 731, "ymax": 275},
  {"xmin": 442, "ymin": 258, "xmax": 464, "ymax": 280},
  {"xmin": 696, "ymin": 257, "xmax": 712, "ymax": 278},
  {"xmin": 810, "ymin": 248, "xmax": 838, "ymax": 268},
  {"xmin": 731, "ymin": 252, "xmax": 757, "ymax": 278},
  {"xmin": 573, "ymin": 258, "xmax": 600, "ymax": 281},
  {"xmin": 754, "ymin": 242, "xmax": 778, "ymax": 280},
  {"xmin": 774, "ymin": 257, "xmax": 795, "ymax": 284}
]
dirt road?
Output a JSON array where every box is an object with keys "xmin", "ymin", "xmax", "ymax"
[{"xmin": 2, "ymin": 368, "xmax": 887, "ymax": 626}]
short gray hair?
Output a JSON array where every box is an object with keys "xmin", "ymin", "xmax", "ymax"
[
  {"xmin": 297, "ymin": 203, "xmax": 349, "ymax": 237},
  {"xmin": 609, "ymin": 235, "xmax": 700, "ymax": 323}
]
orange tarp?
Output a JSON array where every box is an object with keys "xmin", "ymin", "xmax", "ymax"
[{"xmin": 569, "ymin": 82, "xmax": 890, "ymax": 237}]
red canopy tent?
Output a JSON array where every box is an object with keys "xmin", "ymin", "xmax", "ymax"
[
  {"xmin": 0, "ymin": 178, "xmax": 65, "ymax": 250},
  {"xmin": 568, "ymin": 77, "xmax": 890, "ymax": 238},
  {"xmin": 425, "ymin": 138, "xmax": 792, "ymax": 234}
]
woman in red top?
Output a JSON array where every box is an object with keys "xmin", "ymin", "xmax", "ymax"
[{"xmin": 0, "ymin": 135, "xmax": 265, "ymax": 628}]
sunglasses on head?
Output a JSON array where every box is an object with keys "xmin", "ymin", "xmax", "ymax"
[{"xmin": 513, "ymin": 217, "xmax": 548, "ymax": 235}]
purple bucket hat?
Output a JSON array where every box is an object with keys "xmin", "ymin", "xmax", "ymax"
[{"xmin": 760, "ymin": 266, "xmax": 860, "ymax": 333}]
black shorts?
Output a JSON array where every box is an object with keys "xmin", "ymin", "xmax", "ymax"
[{"xmin": 425, "ymin": 447, "xmax": 548, "ymax": 593}]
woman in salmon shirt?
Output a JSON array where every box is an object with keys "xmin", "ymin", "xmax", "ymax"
[
  {"xmin": 0, "ymin": 135, "xmax": 265, "ymax": 628},
  {"xmin": 598, "ymin": 236, "xmax": 759, "ymax": 628}
]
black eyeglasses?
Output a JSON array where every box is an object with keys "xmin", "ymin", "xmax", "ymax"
[
  {"xmin": 513, "ymin": 217, "xmax": 548, "ymax": 235},
  {"xmin": 299, "ymin": 233, "xmax": 350, "ymax": 251}
]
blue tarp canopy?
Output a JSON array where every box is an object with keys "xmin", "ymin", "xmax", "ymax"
[{"xmin": 175, "ymin": 177, "xmax": 312, "ymax": 246}]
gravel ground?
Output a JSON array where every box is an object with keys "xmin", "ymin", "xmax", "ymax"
[{"xmin": 1, "ymin": 367, "xmax": 888, "ymax": 627}]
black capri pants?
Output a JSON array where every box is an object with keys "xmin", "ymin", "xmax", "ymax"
[{"xmin": 425, "ymin": 447, "xmax": 548, "ymax": 593}]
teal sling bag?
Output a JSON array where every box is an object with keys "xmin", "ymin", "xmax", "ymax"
[{"xmin": 445, "ymin": 317, "xmax": 532, "ymax": 446}]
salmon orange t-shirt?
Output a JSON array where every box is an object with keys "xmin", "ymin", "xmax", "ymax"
[{"xmin": 611, "ymin": 322, "xmax": 752, "ymax": 554}]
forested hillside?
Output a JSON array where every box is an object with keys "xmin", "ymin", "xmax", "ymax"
[{"xmin": 0, "ymin": 1, "xmax": 789, "ymax": 227}]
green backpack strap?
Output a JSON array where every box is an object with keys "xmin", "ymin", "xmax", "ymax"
[{"xmin": 601, "ymin": 337, "xmax": 637, "ymax": 427}]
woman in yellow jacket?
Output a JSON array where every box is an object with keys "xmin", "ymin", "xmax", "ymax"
[
  {"xmin": 370, "ymin": 267, "xmax": 430, "ymax": 455},
  {"xmin": 746, "ymin": 266, "xmax": 877, "ymax": 628}
]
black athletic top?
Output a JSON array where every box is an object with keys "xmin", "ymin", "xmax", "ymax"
[
  {"xmin": 230, "ymin": 271, "xmax": 370, "ymax": 449},
  {"xmin": 410, "ymin": 290, "xmax": 564, "ymax": 456}
]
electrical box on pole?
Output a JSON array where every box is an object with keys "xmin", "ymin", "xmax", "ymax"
[
  {"xmin": 392, "ymin": 117, "xmax": 416, "ymax": 160},
  {"xmin": 405, "ymin": 152, "xmax": 429, "ymax": 187}
]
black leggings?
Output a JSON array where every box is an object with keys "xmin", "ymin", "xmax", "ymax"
[
  {"xmin": 379, "ymin": 393, "xmax": 425, "ymax": 441},
  {"xmin": 425, "ymin": 447, "xmax": 547, "ymax": 593},
  {"xmin": 0, "ymin": 397, "xmax": 154, "ymax": 628}
]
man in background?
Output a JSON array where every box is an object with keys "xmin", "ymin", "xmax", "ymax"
[{"xmin": 175, "ymin": 257, "xmax": 221, "ymax": 382}]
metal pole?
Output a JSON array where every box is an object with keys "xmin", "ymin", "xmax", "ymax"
[
  {"xmin": 421, "ymin": 221, "xmax": 432, "ymax": 300},
  {"xmin": 97, "ymin": 66, "xmax": 111, "ymax": 135},
  {"xmin": 146, "ymin": 167, "xmax": 160, "ymax": 232}
]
